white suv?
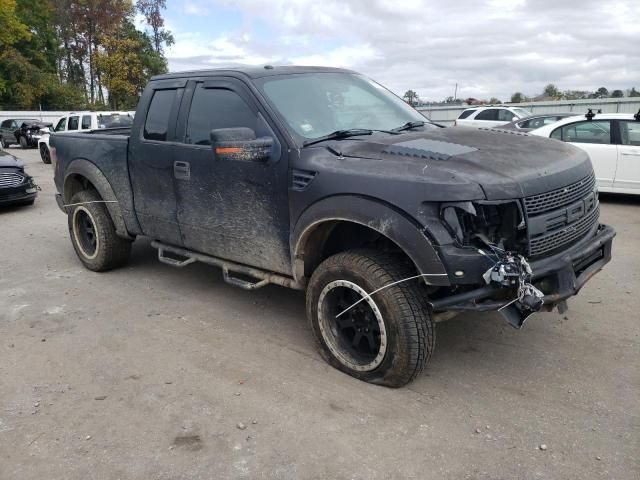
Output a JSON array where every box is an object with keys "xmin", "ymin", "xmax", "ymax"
[
  {"xmin": 455, "ymin": 106, "xmax": 532, "ymax": 128},
  {"xmin": 38, "ymin": 111, "xmax": 134, "ymax": 164}
]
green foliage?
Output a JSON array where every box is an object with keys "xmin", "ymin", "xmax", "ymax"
[
  {"xmin": 510, "ymin": 92, "xmax": 524, "ymax": 103},
  {"xmin": 403, "ymin": 90, "xmax": 419, "ymax": 106},
  {"xmin": 0, "ymin": 0, "xmax": 171, "ymax": 110}
]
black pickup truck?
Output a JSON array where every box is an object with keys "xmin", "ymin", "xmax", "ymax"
[{"xmin": 51, "ymin": 66, "xmax": 615, "ymax": 387}]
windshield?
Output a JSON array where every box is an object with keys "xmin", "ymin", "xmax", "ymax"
[
  {"xmin": 97, "ymin": 113, "xmax": 133, "ymax": 128},
  {"xmin": 255, "ymin": 73, "xmax": 434, "ymax": 142}
]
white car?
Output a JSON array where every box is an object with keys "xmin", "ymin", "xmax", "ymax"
[
  {"xmin": 38, "ymin": 111, "xmax": 134, "ymax": 164},
  {"xmin": 455, "ymin": 106, "xmax": 533, "ymax": 128},
  {"xmin": 529, "ymin": 112, "xmax": 640, "ymax": 194}
]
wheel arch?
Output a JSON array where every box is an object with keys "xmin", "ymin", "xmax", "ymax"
[
  {"xmin": 291, "ymin": 195, "xmax": 450, "ymax": 286},
  {"xmin": 63, "ymin": 159, "xmax": 132, "ymax": 239}
]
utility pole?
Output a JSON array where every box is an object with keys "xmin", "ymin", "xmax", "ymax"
[{"xmin": 454, "ymin": 83, "xmax": 458, "ymax": 101}]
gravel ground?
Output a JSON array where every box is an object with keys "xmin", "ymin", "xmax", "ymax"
[{"xmin": 1, "ymin": 147, "xmax": 638, "ymax": 480}]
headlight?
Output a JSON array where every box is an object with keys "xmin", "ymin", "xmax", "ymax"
[{"xmin": 441, "ymin": 201, "xmax": 527, "ymax": 252}]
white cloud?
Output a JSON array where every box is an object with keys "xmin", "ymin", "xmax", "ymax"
[{"xmin": 166, "ymin": 0, "xmax": 640, "ymax": 101}]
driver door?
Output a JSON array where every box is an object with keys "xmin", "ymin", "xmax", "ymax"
[{"xmin": 172, "ymin": 78, "xmax": 291, "ymax": 274}]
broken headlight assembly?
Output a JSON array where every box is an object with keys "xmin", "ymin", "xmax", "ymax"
[
  {"xmin": 440, "ymin": 200, "xmax": 528, "ymax": 253},
  {"xmin": 440, "ymin": 201, "xmax": 544, "ymax": 328}
]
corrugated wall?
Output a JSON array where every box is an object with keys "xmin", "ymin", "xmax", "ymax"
[
  {"xmin": 0, "ymin": 111, "xmax": 69, "ymax": 125},
  {"xmin": 417, "ymin": 97, "xmax": 640, "ymax": 126}
]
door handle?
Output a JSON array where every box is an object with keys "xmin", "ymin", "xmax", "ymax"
[{"xmin": 174, "ymin": 161, "xmax": 190, "ymax": 180}]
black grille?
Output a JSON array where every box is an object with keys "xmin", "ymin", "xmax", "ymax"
[
  {"xmin": 0, "ymin": 172, "xmax": 25, "ymax": 188},
  {"xmin": 529, "ymin": 206, "xmax": 599, "ymax": 256},
  {"xmin": 524, "ymin": 173, "xmax": 596, "ymax": 215}
]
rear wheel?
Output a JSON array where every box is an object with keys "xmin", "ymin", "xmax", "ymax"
[
  {"xmin": 19, "ymin": 135, "xmax": 28, "ymax": 149},
  {"xmin": 306, "ymin": 249, "xmax": 434, "ymax": 387},
  {"xmin": 39, "ymin": 144, "xmax": 51, "ymax": 164},
  {"xmin": 67, "ymin": 190, "xmax": 132, "ymax": 271}
]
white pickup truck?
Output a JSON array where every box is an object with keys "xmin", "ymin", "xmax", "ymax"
[{"xmin": 38, "ymin": 111, "xmax": 133, "ymax": 164}]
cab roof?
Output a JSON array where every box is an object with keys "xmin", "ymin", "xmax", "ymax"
[{"xmin": 151, "ymin": 65, "xmax": 356, "ymax": 81}]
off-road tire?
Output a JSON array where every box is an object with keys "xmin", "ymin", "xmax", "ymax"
[
  {"xmin": 40, "ymin": 144, "xmax": 51, "ymax": 164},
  {"xmin": 19, "ymin": 135, "xmax": 28, "ymax": 149},
  {"xmin": 0, "ymin": 136, "xmax": 8, "ymax": 149},
  {"xmin": 67, "ymin": 190, "xmax": 131, "ymax": 271},
  {"xmin": 306, "ymin": 249, "xmax": 434, "ymax": 387}
]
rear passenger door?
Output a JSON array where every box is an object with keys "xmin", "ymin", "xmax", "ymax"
[
  {"xmin": 614, "ymin": 120, "xmax": 640, "ymax": 192},
  {"xmin": 128, "ymin": 81, "xmax": 186, "ymax": 245},
  {"xmin": 551, "ymin": 120, "xmax": 617, "ymax": 189},
  {"xmin": 172, "ymin": 78, "xmax": 291, "ymax": 274},
  {"xmin": 471, "ymin": 108, "xmax": 500, "ymax": 127}
]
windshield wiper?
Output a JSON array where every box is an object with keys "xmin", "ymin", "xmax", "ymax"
[
  {"xmin": 392, "ymin": 120, "xmax": 425, "ymax": 132},
  {"xmin": 302, "ymin": 129, "xmax": 372, "ymax": 147}
]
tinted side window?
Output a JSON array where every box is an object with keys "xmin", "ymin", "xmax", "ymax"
[
  {"xmin": 457, "ymin": 109, "xmax": 475, "ymax": 120},
  {"xmin": 144, "ymin": 89, "xmax": 176, "ymax": 141},
  {"xmin": 498, "ymin": 109, "xmax": 515, "ymax": 122},
  {"xmin": 559, "ymin": 121, "xmax": 612, "ymax": 144},
  {"xmin": 1, "ymin": 120, "xmax": 10, "ymax": 128},
  {"xmin": 68, "ymin": 116, "xmax": 79, "ymax": 130},
  {"xmin": 475, "ymin": 109, "xmax": 499, "ymax": 121},
  {"xmin": 81, "ymin": 115, "xmax": 92, "ymax": 129},
  {"xmin": 186, "ymin": 86, "xmax": 258, "ymax": 146},
  {"xmin": 55, "ymin": 118, "xmax": 66, "ymax": 132},
  {"xmin": 620, "ymin": 121, "xmax": 640, "ymax": 146}
]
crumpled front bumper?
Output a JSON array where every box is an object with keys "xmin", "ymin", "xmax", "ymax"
[{"xmin": 430, "ymin": 223, "xmax": 615, "ymax": 313}]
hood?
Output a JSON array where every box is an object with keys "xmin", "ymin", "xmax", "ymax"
[
  {"xmin": 0, "ymin": 149, "xmax": 24, "ymax": 169},
  {"xmin": 323, "ymin": 126, "xmax": 592, "ymax": 200},
  {"xmin": 20, "ymin": 121, "xmax": 53, "ymax": 130}
]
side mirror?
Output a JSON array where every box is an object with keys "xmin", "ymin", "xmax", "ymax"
[{"xmin": 210, "ymin": 127, "xmax": 273, "ymax": 163}]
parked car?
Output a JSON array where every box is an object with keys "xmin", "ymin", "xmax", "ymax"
[
  {"xmin": 454, "ymin": 106, "xmax": 533, "ymax": 128},
  {"xmin": 529, "ymin": 111, "xmax": 640, "ymax": 194},
  {"xmin": 51, "ymin": 66, "xmax": 614, "ymax": 387},
  {"xmin": 38, "ymin": 111, "xmax": 134, "ymax": 164},
  {"xmin": 0, "ymin": 118, "xmax": 52, "ymax": 149},
  {"xmin": 496, "ymin": 112, "xmax": 575, "ymax": 132},
  {"xmin": 0, "ymin": 148, "xmax": 38, "ymax": 207}
]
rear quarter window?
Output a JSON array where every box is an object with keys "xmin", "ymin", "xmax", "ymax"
[
  {"xmin": 144, "ymin": 89, "xmax": 176, "ymax": 141},
  {"xmin": 457, "ymin": 110, "xmax": 475, "ymax": 120}
]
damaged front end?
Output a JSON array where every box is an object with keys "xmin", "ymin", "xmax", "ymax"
[{"xmin": 437, "ymin": 201, "xmax": 544, "ymax": 327}]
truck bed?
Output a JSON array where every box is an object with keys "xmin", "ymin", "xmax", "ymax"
[{"xmin": 51, "ymin": 130, "xmax": 136, "ymax": 224}]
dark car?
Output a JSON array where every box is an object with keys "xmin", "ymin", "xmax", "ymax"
[
  {"xmin": 0, "ymin": 149, "xmax": 38, "ymax": 206},
  {"xmin": 51, "ymin": 66, "xmax": 614, "ymax": 387},
  {"xmin": 0, "ymin": 118, "xmax": 52, "ymax": 149},
  {"xmin": 495, "ymin": 112, "xmax": 575, "ymax": 132}
]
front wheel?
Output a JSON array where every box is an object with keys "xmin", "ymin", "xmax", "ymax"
[
  {"xmin": 0, "ymin": 136, "xmax": 8, "ymax": 149},
  {"xmin": 67, "ymin": 190, "xmax": 132, "ymax": 271},
  {"xmin": 306, "ymin": 249, "xmax": 435, "ymax": 387}
]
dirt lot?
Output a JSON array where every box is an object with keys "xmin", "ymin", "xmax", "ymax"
[{"xmin": 1, "ymin": 147, "xmax": 638, "ymax": 480}]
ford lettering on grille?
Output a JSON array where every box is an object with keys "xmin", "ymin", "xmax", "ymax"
[{"xmin": 525, "ymin": 174, "xmax": 600, "ymax": 257}]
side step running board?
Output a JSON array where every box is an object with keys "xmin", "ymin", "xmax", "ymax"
[{"xmin": 152, "ymin": 241, "xmax": 303, "ymax": 291}]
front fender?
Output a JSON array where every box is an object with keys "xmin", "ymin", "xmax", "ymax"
[
  {"xmin": 291, "ymin": 195, "xmax": 450, "ymax": 286},
  {"xmin": 63, "ymin": 159, "xmax": 132, "ymax": 239}
]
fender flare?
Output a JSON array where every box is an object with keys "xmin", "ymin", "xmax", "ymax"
[
  {"xmin": 291, "ymin": 195, "xmax": 450, "ymax": 286},
  {"xmin": 63, "ymin": 159, "xmax": 132, "ymax": 239}
]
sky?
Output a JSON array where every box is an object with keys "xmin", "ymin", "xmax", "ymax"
[{"xmin": 158, "ymin": 0, "xmax": 640, "ymax": 102}]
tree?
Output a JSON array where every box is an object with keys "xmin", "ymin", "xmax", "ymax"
[
  {"xmin": 510, "ymin": 92, "xmax": 524, "ymax": 103},
  {"xmin": 489, "ymin": 97, "xmax": 501, "ymax": 104},
  {"xmin": 543, "ymin": 84, "xmax": 560, "ymax": 99},
  {"xmin": 403, "ymin": 89, "xmax": 419, "ymax": 106},
  {"xmin": 595, "ymin": 87, "xmax": 609, "ymax": 98},
  {"xmin": 629, "ymin": 87, "xmax": 640, "ymax": 98},
  {"xmin": 137, "ymin": 0, "xmax": 173, "ymax": 53},
  {"xmin": 611, "ymin": 89, "xmax": 624, "ymax": 98}
]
